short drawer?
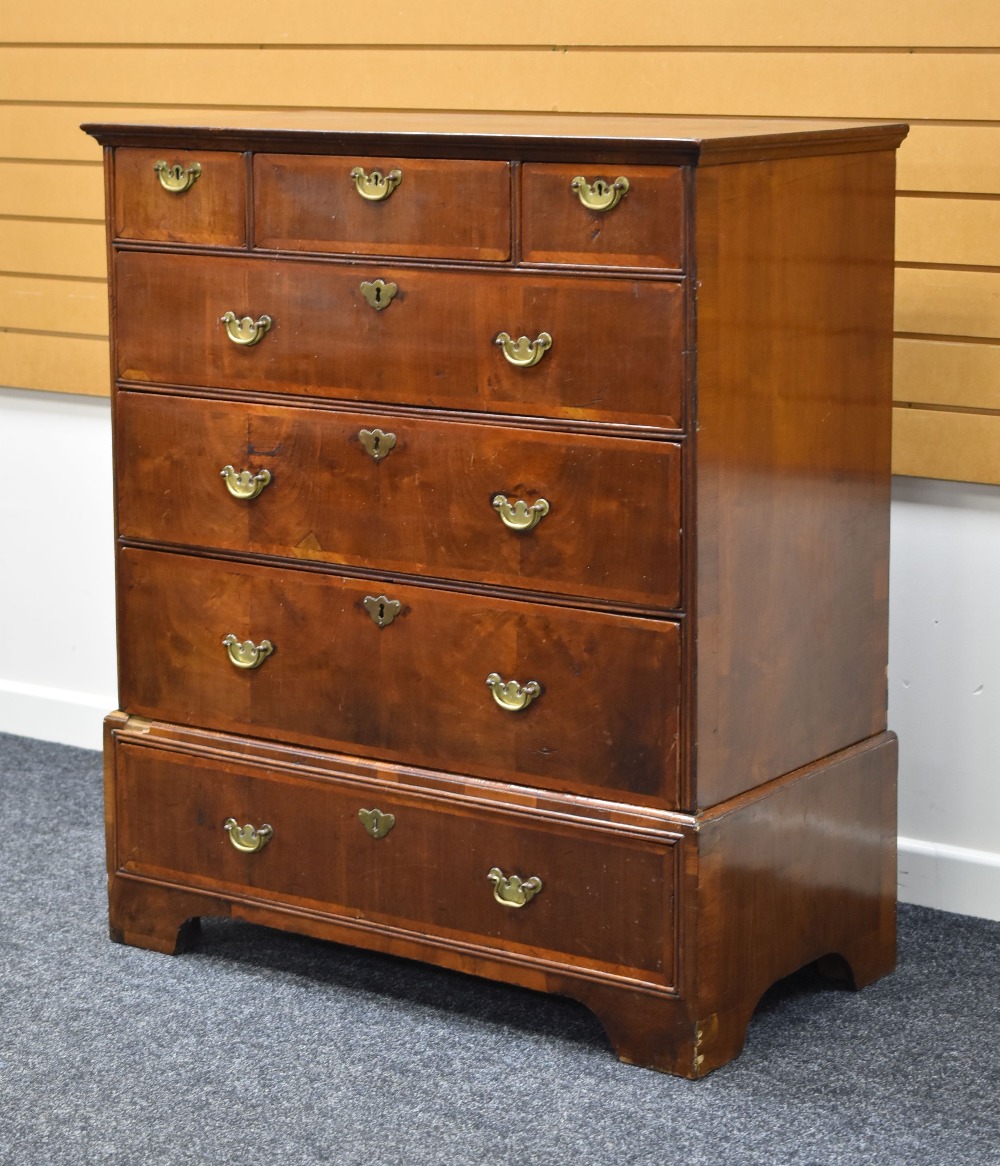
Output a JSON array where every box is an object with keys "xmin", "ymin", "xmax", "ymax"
[
  {"xmin": 521, "ymin": 164, "xmax": 686, "ymax": 269},
  {"xmin": 113, "ymin": 147, "xmax": 247, "ymax": 246},
  {"xmin": 254, "ymin": 155, "xmax": 512, "ymax": 261},
  {"xmin": 114, "ymin": 251, "xmax": 686, "ymax": 430},
  {"xmin": 113, "ymin": 738, "xmax": 679, "ymax": 986},
  {"xmin": 117, "ymin": 548, "xmax": 682, "ymax": 806},
  {"xmin": 116, "ymin": 392, "xmax": 683, "ymax": 610}
]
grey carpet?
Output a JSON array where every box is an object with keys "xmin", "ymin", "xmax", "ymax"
[{"xmin": 1, "ymin": 730, "xmax": 998, "ymax": 1166}]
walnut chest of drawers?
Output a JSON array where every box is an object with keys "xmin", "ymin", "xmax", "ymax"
[{"xmin": 84, "ymin": 112, "xmax": 907, "ymax": 1077}]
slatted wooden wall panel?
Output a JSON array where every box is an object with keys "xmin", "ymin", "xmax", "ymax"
[{"xmin": 2, "ymin": 3, "xmax": 998, "ymax": 480}]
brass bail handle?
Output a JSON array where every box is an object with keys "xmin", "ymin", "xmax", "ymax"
[
  {"xmin": 221, "ymin": 311, "xmax": 272, "ymax": 347},
  {"xmin": 486, "ymin": 673, "xmax": 541, "ymax": 712},
  {"xmin": 492, "ymin": 495, "xmax": 549, "ymax": 532},
  {"xmin": 222, "ymin": 634, "xmax": 273, "ymax": 670},
  {"xmin": 487, "ymin": 867, "xmax": 543, "ymax": 908},
  {"xmin": 154, "ymin": 160, "xmax": 202, "ymax": 193},
  {"xmin": 495, "ymin": 332, "xmax": 552, "ymax": 368},
  {"xmin": 220, "ymin": 465, "xmax": 271, "ymax": 500},
  {"xmin": 223, "ymin": 818, "xmax": 273, "ymax": 853},
  {"xmin": 350, "ymin": 166, "xmax": 402, "ymax": 202},
  {"xmin": 571, "ymin": 175, "xmax": 629, "ymax": 212}
]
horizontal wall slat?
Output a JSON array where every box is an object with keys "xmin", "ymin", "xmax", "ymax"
[
  {"xmin": 0, "ymin": 273, "xmax": 108, "ymax": 335},
  {"xmin": 893, "ymin": 407, "xmax": 1000, "ymax": 484},
  {"xmin": 894, "ymin": 338, "xmax": 1000, "ymax": 410},
  {"xmin": 899, "ymin": 126, "xmax": 1000, "ymax": 196},
  {"xmin": 896, "ymin": 197, "xmax": 1000, "ymax": 266},
  {"xmin": 2, "ymin": 49, "xmax": 999, "ymax": 121},
  {"xmin": 0, "ymin": 331, "xmax": 108, "ymax": 395},
  {"xmin": 4, "ymin": 1, "xmax": 1000, "ymax": 46},
  {"xmin": 896, "ymin": 268, "xmax": 1000, "ymax": 339},
  {"xmin": 0, "ymin": 220, "xmax": 106, "ymax": 278},
  {"xmin": 0, "ymin": 160, "xmax": 104, "ymax": 219}
]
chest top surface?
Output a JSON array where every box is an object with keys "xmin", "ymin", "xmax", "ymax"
[{"xmin": 82, "ymin": 111, "xmax": 908, "ymax": 164}]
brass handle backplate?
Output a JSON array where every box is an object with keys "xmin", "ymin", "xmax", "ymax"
[
  {"xmin": 220, "ymin": 465, "xmax": 272, "ymax": 500},
  {"xmin": 486, "ymin": 673, "xmax": 541, "ymax": 712},
  {"xmin": 495, "ymin": 332, "xmax": 552, "ymax": 368},
  {"xmin": 350, "ymin": 167, "xmax": 402, "ymax": 201},
  {"xmin": 222, "ymin": 634, "xmax": 274, "ymax": 670},
  {"xmin": 359, "ymin": 808, "xmax": 396, "ymax": 839},
  {"xmin": 492, "ymin": 494, "xmax": 549, "ymax": 532},
  {"xmin": 487, "ymin": 866, "xmax": 543, "ymax": 908},
  {"xmin": 221, "ymin": 311, "xmax": 272, "ymax": 346},
  {"xmin": 571, "ymin": 175, "xmax": 629, "ymax": 212},
  {"xmin": 223, "ymin": 818, "xmax": 273, "ymax": 853},
  {"xmin": 154, "ymin": 160, "xmax": 202, "ymax": 193}
]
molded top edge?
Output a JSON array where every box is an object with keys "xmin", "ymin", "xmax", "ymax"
[{"xmin": 81, "ymin": 111, "xmax": 909, "ymax": 165}]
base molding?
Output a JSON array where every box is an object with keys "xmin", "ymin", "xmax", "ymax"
[
  {"xmin": 898, "ymin": 835, "xmax": 1000, "ymax": 922},
  {"xmin": 104, "ymin": 719, "xmax": 899, "ymax": 1077}
]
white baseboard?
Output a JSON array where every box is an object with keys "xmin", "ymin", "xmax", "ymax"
[
  {"xmin": 898, "ymin": 835, "xmax": 1000, "ymax": 922},
  {"xmin": 0, "ymin": 678, "xmax": 112, "ymax": 752}
]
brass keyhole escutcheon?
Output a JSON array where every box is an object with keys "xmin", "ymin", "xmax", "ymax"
[
  {"xmin": 359, "ymin": 428, "xmax": 397, "ymax": 462},
  {"xmin": 154, "ymin": 160, "xmax": 202, "ymax": 193},
  {"xmin": 359, "ymin": 808, "xmax": 396, "ymax": 839},
  {"xmin": 350, "ymin": 166, "xmax": 402, "ymax": 201},
  {"xmin": 364, "ymin": 595, "xmax": 401, "ymax": 628},
  {"xmin": 571, "ymin": 175, "xmax": 629, "ymax": 212},
  {"xmin": 360, "ymin": 279, "xmax": 398, "ymax": 311}
]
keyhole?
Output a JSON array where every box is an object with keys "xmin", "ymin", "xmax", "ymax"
[
  {"xmin": 378, "ymin": 602, "xmax": 386, "ymax": 622},
  {"xmin": 372, "ymin": 433, "xmax": 381, "ymax": 453},
  {"xmin": 374, "ymin": 286, "xmax": 382, "ymax": 304}
]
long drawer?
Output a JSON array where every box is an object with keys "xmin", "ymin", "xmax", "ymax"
[
  {"xmin": 117, "ymin": 548, "xmax": 682, "ymax": 805},
  {"xmin": 116, "ymin": 391, "xmax": 683, "ymax": 609},
  {"xmin": 113, "ymin": 738, "xmax": 679, "ymax": 986},
  {"xmin": 114, "ymin": 252, "xmax": 686, "ymax": 430}
]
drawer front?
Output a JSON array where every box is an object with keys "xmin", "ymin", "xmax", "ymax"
[
  {"xmin": 114, "ymin": 252, "xmax": 686, "ymax": 430},
  {"xmin": 254, "ymin": 155, "xmax": 512, "ymax": 261},
  {"xmin": 521, "ymin": 164, "xmax": 686, "ymax": 269},
  {"xmin": 116, "ymin": 392, "xmax": 683, "ymax": 610},
  {"xmin": 113, "ymin": 148, "xmax": 247, "ymax": 246},
  {"xmin": 114, "ymin": 739, "xmax": 678, "ymax": 984},
  {"xmin": 118, "ymin": 549, "xmax": 682, "ymax": 805}
]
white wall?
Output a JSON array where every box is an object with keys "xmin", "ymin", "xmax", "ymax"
[
  {"xmin": 1, "ymin": 389, "xmax": 998, "ymax": 920},
  {"xmin": 0, "ymin": 388, "xmax": 117, "ymax": 745},
  {"xmin": 890, "ymin": 477, "xmax": 1000, "ymax": 921}
]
